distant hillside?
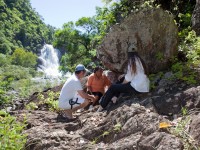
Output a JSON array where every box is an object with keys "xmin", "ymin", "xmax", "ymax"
[{"xmin": 0, "ymin": 0, "xmax": 55, "ymax": 54}]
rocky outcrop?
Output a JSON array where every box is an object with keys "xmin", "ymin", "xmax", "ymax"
[
  {"xmin": 10, "ymin": 69, "xmax": 200, "ymax": 149},
  {"xmin": 151, "ymin": 71, "xmax": 200, "ymax": 116},
  {"xmin": 189, "ymin": 114, "xmax": 200, "ymax": 146},
  {"xmin": 97, "ymin": 8, "xmax": 178, "ymax": 74},
  {"xmin": 14, "ymin": 105, "xmax": 185, "ymax": 150},
  {"xmin": 2, "ymin": 64, "xmax": 197, "ymax": 150},
  {"xmin": 192, "ymin": 0, "xmax": 200, "ymax": 35}
]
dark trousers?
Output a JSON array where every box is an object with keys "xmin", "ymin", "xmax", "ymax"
[
  {"xmin": 100, "ymin": 82, "xmax": 139, "ymax": 108},
  {"xmin": 92, "ymin": 92, "xmax": 103, "ymax": 105}
]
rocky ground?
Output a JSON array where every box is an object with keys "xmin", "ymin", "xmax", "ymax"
[{"xmin": 9, "ymin": 70, "xmax": 200, "ymax": 150}]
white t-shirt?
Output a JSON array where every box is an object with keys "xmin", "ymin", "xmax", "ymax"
[
  {"xmin": 58, "ymin": 74, "xmax": 84, "ymax": 109},
  {"xmin": 125, "ymin": 57, "xmax": 150, "ymax": 92}
]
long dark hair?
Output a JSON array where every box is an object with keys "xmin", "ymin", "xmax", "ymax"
[{"xmin": 128, "ymin": 52, "xmax": 148, "ymax": 75}]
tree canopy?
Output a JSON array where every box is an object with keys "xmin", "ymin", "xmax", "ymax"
[{"xmin": 0, "ymin": 0, "xmax": 55, "ymax": 54}]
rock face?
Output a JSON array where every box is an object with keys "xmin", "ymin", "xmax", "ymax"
[
  {"xmin": 11, "ymin": 69, "xmax": 200, "ymax": 150},
  {"xmin": 192, "ymin": 0, "xmax": 200, "ymax": 35},
  {"xmin": 97, "ymin": 8, "xmax": 178, "ymax": 74},
  {"xmin": 189, "ymin": 114, "xmax": 200, "ymax": 146},
  {"xmin": 14, "ymin": 105, "xmax": 184, "ymax": 150}
]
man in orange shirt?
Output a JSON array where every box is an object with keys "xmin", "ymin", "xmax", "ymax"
[{"xmin": 87, "ymin": 66, "xmax": 111, "ymax": 106}]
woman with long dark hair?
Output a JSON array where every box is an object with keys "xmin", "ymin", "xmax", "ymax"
[{"xmin": 99, "ymin": 52, "xmax": 150, "ymax": 110}]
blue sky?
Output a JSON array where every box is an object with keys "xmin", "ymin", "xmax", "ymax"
[{"xmin": 30, "ymin": 0, "xmax": 105, "ymax": 29}]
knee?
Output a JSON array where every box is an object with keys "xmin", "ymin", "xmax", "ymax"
[
  {"xmin": 83, "ymin": 99, "xmax": 90, "ymax": 106},
  {"xmin": 109, "ymin": 84, "xmax": 117, "ymax": 91}
]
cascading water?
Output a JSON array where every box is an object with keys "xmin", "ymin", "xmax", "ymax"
[{"xmin": 37, "ymin": 44, "xmax": 62, "ymax": 77}]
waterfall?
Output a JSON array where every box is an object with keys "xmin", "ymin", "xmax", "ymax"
[{"xmin": 37, "ymin": 44, "xmax": 61, "ymax": 77}]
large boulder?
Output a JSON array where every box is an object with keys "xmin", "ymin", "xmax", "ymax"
[
  {"xmin": 192, "ymin": 0, "xmax": 200, "ymax": 35},
  {"xmin": 189, "ymin": 113, "xmax": 200, "ymax": 146},
  {"xmin": 97, "ymin": 8, "xmax": 178, "ymax": 74}
]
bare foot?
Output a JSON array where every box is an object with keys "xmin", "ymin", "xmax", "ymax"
[
  {"xmin": 97, "ymin": 105, "xmax": 104, "ymax": 112},
  {"xmin": 62, "ymin": 109, "xmax": 73, "ymax": 119}
]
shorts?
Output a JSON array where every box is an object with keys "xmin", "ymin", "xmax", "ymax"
[{"xmin": 59, "ymin": 94, "xmax": 85, "ymax": 109}]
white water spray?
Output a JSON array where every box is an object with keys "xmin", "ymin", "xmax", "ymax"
[{"xmin": 37, "ymin": 44, "xmax": 61, "ymax": 77}]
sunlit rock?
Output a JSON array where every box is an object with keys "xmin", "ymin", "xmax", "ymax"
[{"xmin": 97, "ymin": 8, "xmax": 178, "ymax": 74}]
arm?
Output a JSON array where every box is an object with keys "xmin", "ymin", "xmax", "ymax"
[
  {"xmin": 87, "ymin": 75, "xmax": 93, "ymax": 94},
  {"xmin": 118, "ymin": 74, "xmax": 125, "ymax": 81},
  {"xmin": 77, "ymin": 90, "xmax": 95, "ymax": 102},
  {"xmin": 87, "ymin": 86, "xmax": 92, "ymax": 94},
  {"xmin": 104, "ymin": 75, "xmax": 111, "ymax": 87},
  {"xmin": 122, "ymin": 79, "xmax": 129, "ymax": 84},
  {"xmin": 104, "ymin": 76, "xmax": 111, "ymax": 92}
]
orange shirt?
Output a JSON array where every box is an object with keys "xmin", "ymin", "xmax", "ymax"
[{"xmin": 87, "ymin": 73, "xmax": 111, "ymax": 94}]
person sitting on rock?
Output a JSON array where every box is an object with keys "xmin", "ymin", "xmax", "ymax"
[
  {"xmin": 86, "ymin": 66, "xmax": 111, "ymax": 107},
  {"xmin": 58, "ymin": 64, "xmax": 96, "ymax": 120},
  {"xmin": 98, "ymin": 52, "xmax": 150, "ymax": 111}
]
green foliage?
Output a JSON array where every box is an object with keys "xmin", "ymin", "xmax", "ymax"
[
  {"xmin": 25, "ymin": 102, "xmax": 38, "ymax": 110},
  {"xmin": 113, "ymin": 123, "xmax": 122, "ymax": 132},
  {"xmin": 102, "ymin": 131, "xmax": 110, "ymax": 137},
  {"xmin": 0, "ymin": 65, "xmax": 38, "ymax": 104},
  {"xmin": 91, "ymin": 122, "xmax": 122, "ymax": 144},
  {"xmin": 52, "ymin": 0, "xmax": 195, "ymax": 74},
  {"xmin": 181, "ymin": 107, "xmax": 188, "ymax": 116},
  {"xmin": 1, "ymin": 65, "xmax": 32, "ymax": 80},
  {"xmin": 141, "ymin": 0, "xmax": 158, "ymax": 9},
  {"xmin": 91, "ymin": 137, "xmax": 98, "ymax": 145},
  {"xmin": 171, "ymin": 61, "xmax": 197, "ymax": 85},
  {"xmin": 37, "ymin": 91, "xmax": 59, "ymax": 111},
  {"xmin": 100, "ymin": 0, "xmax": 195, "ymax": 34},
  {"xmin": 54, "ymin": 19, "xmax": 101, "ymax": 72},
  {"xmin": 0, "ymin": 0, "xmax": 54, "ymax": 54},
  {"xmin": 170, "ymin": 116, "xmax": 198, "ymax": 150},
  {"xmin": 178, "ymin": 13, "xmax": 192, "ymax": 29},
  {"xmin": 155, "ymin": 51, "xmax": 164, "ymax": 61},
  {"xmin": 149, "ymin": 72, "xmax": 164, "ymax": 89},
  {"xmin": 75, "ymin": 17, "xmax": 99, "ymax": 35},
  {"xmin": 0, "ymin": 110, "xmax": 27, "ymax": 150},
  {"xmin": 0, "ymin": 53, "xmax": 11, "ymax": 67},
  {"xmin": 178, "ymin": 27, "xmax": 192, "ymax": 42},
  {"xmin": 0, "ymin": 77, "xmax": 11, "ymax": 104},
  {"xmin": 174, "ymin": 30, "xmax": 200, "ymax": 85},
  {"xmin": 182, "ymin": 31, "xmax": 200, "ymax": 67},
  {"xmin": 11, "ymin": 48, "xmax": 37, "ymax": 68},
  {"xmin": 12, "ymin": 79, "xmax": 32, "ymax": 98}
]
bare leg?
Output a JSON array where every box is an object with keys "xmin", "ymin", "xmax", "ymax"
[
  {"xmin": 92, "ymin": 96, "xmax": 99, "ymax": 106},
  {"xmin": 60, "ymin": 99, "xmax": 90, "ymax": 120},
  {"xmin": 71, "ymin": 99, "xmax": 90, "ymax": 112},
  {"xmin": 62, "ymin": 109, "xmax": 73, "ymax": 119}
]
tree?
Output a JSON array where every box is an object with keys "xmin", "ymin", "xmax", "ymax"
[
  {"xmin": 0, "ymin": 0, "xmax": 54, "ymax": 54},
  {"xmin": 11, "ymin": 48, "xmax": 37, "ymax": 68},
  {"xmin": 53, "ymin": 18, "xmax": 101, "ymax": 72}
]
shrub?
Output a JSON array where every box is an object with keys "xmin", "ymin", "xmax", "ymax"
[
  {"xmin": 0, "ymin": 110, "xmax": 27, "ymax": 150},
  {"xmin": 2, "ymin": 65, "xmax": 32, "ymax": 80},
  {"xmin": 38, "ymin": 91, "xmax": 60, "ymax": 111},
  {"xmin": 25, "ymin": 102, "xmax": 38, "ymax": 110},
  {"xmin": 11, "ymin": 48, "xmax": 37, "ymax": 68},
  {"xmin": 0, "ymin": 53, "xmax": 11, "ymax": 67}
]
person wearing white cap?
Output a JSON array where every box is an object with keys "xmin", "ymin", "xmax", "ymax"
[{"xmin": 58, "ymin": 64, "xmax": 96, "ymax": 120}]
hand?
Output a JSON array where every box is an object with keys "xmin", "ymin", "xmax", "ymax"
[
  {"xmin": 88, "ymin": 94, "xmax": 96, "ymax": 102},
  {"xmin": 118, "ymin": 74, "xmax": 125, "ymax": 80},
  {"xmin": 87, "ymin": 91, "xmax": 92, "ymax": 95},
  {"xmin": 91, "ymin": 95, "xmax": 96, "ymax": 102}
]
